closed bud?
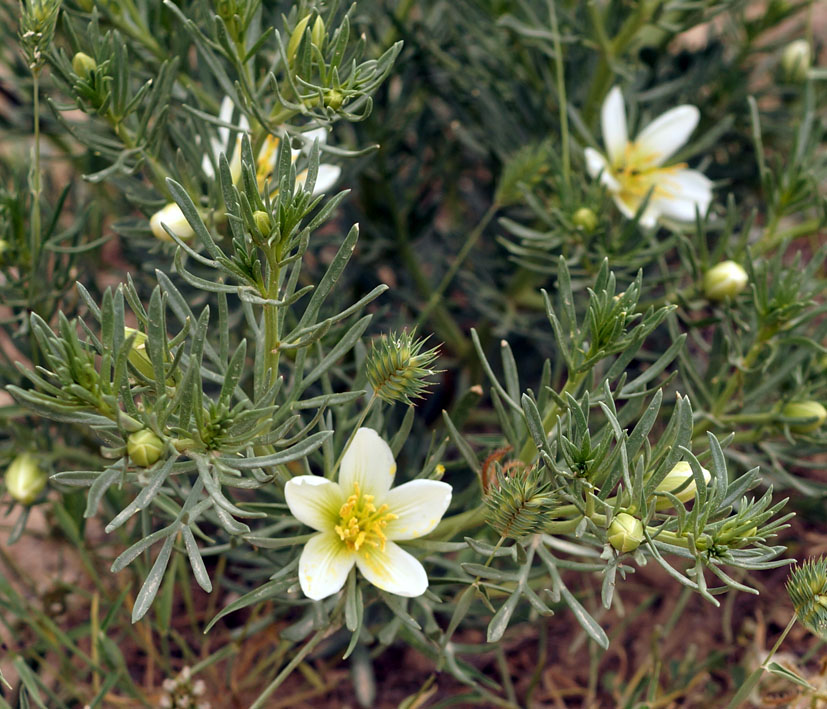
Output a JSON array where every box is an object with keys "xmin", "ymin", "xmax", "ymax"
[
  {"xmin": 366, "ymin": 331, "xmax": 440, "ymax": 406},
  {"xmin": 72, "ymin": 51, "xmax": 97, "ymax": 77},
  {"xmin": 127, "ymin": 429, "xmax": 164, "ymax": 467},
  {"xmin": 787, "ymin": 558, "xmax": 827, "ymax": 635},
  {"xmin": 484, "ymin": 467, "xmax": 556, "ymax": 539},
  {"xmin": 782, "ymin": 39, "xmax": 811, "ymax": 83},
  {"xmin": 287, "ymin": 14, "xmax": 312, "ymax": 60},
  {"xmin": 782, "ymin": 400, "xmax": 827, "ymax": 434},
  {"xmin": 572, "ymin": 207, "xmax": 598, "ymax": 232},
  {"xmin": 703, "ymin": 260, "xmax": 748, "ymax": 301},
  {"xmin": 253, "ymin": 210, "xmax": 272, "ymax": 234},
  {"xmin": 150, "ymin": 203, "xmax": 195, "ymax": 242},
  {"xmin": 654, "ymin": 461, "xmax": 711, "ymax": 509},
  {"xmin": 311, "ymin": 15, "xmax": 326, "ymax": 50},
  {"xmin": 608, "ymin": 513, "xmax": 644, "ymax": 553},
  {"xmin": 124, "ymin": 327, "xmax": 153, "ymax": 380},
  {"xmin": 324, "ymin": 89, "xmax": 343, "ymax": 110},
  {"xmin": 5, "ymin": 453, "xmax": 47, "ymax": 505}
]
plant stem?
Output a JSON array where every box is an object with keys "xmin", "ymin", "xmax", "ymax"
[
  {"xmin": 31, "ymin": 70, "xmax": 42, "ymax": 261},
  {"xmin": 549, "ymin": 0, "xmax": 570, "ymax": 192}
]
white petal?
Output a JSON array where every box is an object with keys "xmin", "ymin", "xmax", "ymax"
[
  {"xmin": 601, "ymin": 87, "xmax": 628, "ymax": 165},
  {"xmin": 302, "ymin": 127, "xmax": 329, "ymax": 146},
  {"xmin": 636, "ymin": 105, "xmax": 699, "ymax": 166},
  {"xmin": 339, "ymin": 428, "xmax": 396, "ymax": 499},
  {"xmin": 149, "ymin": 203, "xmax": 195, "ymax": 242},
  {"xmin": 612, "ymin": 194, "xmax": 659, "ymax": 228},
  {"xmin": 384, "ymin": 480, "xmax": 452, "ymax": 541},
  {"xmin": 299, "ymin": 532, "xmax": 355, "ymax": 600},
  {"xmin": 284, "ymin": 476, "xmax": 344, "ymax": 532},
  {"xmin": 654, "ymin": 169, "xmax": 713, "ymax": 221},
  {"xmin": 356, "ymin": 540, "xmax": 428, "ymax": 597},
  {"xmin": 217, "ymin": 96, "xmax": 236, "ymax": 146},
  {"xmin": 312, "ymin": 165, "xmax": 342, "ymax": 194},
  {"xmin": 584, "ymin": 148, "xmax": 620, "ymax": 192}
]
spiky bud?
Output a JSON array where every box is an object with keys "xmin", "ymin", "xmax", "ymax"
[
  {"xmin": 653, "ymin": 461, "xmax": 711, "ymax": 509},
  {"xmin": 127, "ymin": 429, "xmax": 164, "ymax": 467},
  {"xmin": 72, "ymin": 51, "xmax": 97, "ymax": 77},
  {"xmin": 787, "ymin": 558, "xmax": 827, "ymax": 635},
  {"xmin": 782, "ymin": 39, "xmax": 811, "ymax": 83},
  {"xmin": 5, "ymin": 453, "xmax": 47, "ymax": 505},
  {"xmin": 484, "ymin": 467, "xmax": 556, "ymax": 539},
  {"xmin": 703, "ymin": 261, "xmax": 748, "ymax": 301},
  {"xmin": 608, "ymin": 513, "xmax": 644, "ymax": 553},
  {"xmin": 782, "ymin": 401, "xmax": 827, "ymax": 434},
  {"xmin": 366, "ymin": 331, "xmax": 440, "ymax": 406},
  {"xmin": 150, "ymin": 203, "xmax": 195, "ymax": 242},
  {"xmin": 19, "ymin": 0, "xmax": 61, "ymax": 70},
  {"xmin": 572, "ymin": 207, "xmax": 598, "ymax": 232}
]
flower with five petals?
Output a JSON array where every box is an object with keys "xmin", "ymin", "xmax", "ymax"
[
  {"xmin": 584, "ymin": 87, "xmax": 713, "ymax": 228},
  {"xmin": 285, "ymin": 428, "xmax": 452, "ymax": 600}
]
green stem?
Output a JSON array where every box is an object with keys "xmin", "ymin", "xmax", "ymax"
[
  {"xmin": 414, "ymin": 203, "xmax": 499, "ymax": 332},
  {"xmin": 31, "ymin": 70, "xmax": 41, "ymax": 261},
  {"xmin": 263, "ymin": 258, "xmax": 282, "ymax": 390},
  {"xmin": 549, "ymin": 0, "xmax": 569, "ymax": 192}
]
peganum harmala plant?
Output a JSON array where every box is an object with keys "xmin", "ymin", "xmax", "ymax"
[{"xmin": 0, "ymin": 0, "xmax": 824, "ymax": 706}]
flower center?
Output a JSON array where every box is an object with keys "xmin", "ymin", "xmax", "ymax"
[
  {"xmin": 334, "ymin": 482, "xmax": 397, "ymax": 553},
  {"xmin": 613, "ymin": 142, "xmax": 686, "ymax": 202}
]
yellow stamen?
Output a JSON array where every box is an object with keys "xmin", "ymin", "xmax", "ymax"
[
  {"xmin": 612, "ymin": 141, "xmax": 687, "ymax": 208},
  {"xmin": 334, "ymin": 482, "xmax": 398, "ymax": 552}
]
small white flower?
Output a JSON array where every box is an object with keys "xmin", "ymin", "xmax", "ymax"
[
  {"xmin": 584, "ymin": 87, "xmax": 713, "ymax": 228},
  {"xmin": 149, "ymin": 202, "xmax": 196, "ymax": 242},
  {"xmin": 201, "ymin": 96, "xmax": 341, "ymax": 195},
  {"xmin": 285, "ymin": 428, "xmax": 452, "ymax": 600}
]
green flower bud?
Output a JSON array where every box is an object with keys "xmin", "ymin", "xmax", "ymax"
[
  {"xmin": 253, "ymin": 210, "xmax": 272, "ymax": 234},
  {"xmin": 787, "ymin": 557, "xmax": 827, "ymax": 635},
  {"xmin": 150, "ymin": 203, "xmax": 195, "ymax": 242},
  {"xmin": 782, "ymin": 401, "xmax": 827, "ymax": 434},
  {"xmin": 5, "ymin": 453, "xmax": 47, "ymax": 505},
  {"xmin": 72, "ymin": 51, "xmax": 97, "ymax": 77},
  {"xmin": 608, "ymin": 513, "xmax": 644, "ymax": 553},
  {"xmin": 287, "ymin": 14, "xmax": 312, "ymax": 60},
  {"xmin": 124, "ymin": 327, "xmax": 153, "ymax": 380},
  {"xmin": 572, "ymin": 207, "xmax": 598, "ymax": 232},
  {"xmin": 324, "ymin": 89, "xmax": 343, "ymax": 110},
  {"xmin": 484, "ymin": 467, "xmax": 557, "ymax": 539},
  {"xmin": 127, "ymin": 429, "xmax": 164, "ymax": 467},
  {"xmin": 366, "ymin": 331, "xmax": 440, "ymax": 406},
  {"xmin": 703, "ymin": 260, "xmax": 748, "ymax": 301},
  {"xmin": 782, "ymin": 39, "xmax": 811, "ymax": 83},
  {"xmin": 654, "ymin": 461, "xmax": 711, "ymax": 509}
]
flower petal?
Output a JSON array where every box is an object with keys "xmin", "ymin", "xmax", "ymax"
[
  {"xmin": 612, "ymin": 194, "xmax": 659, "ymax": 228},
  {"xmin": 635, "ymin": 105, "xmax": 699, "ymax": 166},
  {"xmin": 584, "ymin": 148, "xmax": 620, "ymax": 192},
  {"xmin": 601, "ymin": 87, "xmax": 628, "ymax": 165},
  {"xmin": 384, "ymin": 480, "xmax": 452, "ymax": 541},
  {"xmin": 285, "ymin": 476, "xmax": 344, "ymax": 532},
  {"xmin": 295, "ymin": 164, "xmax": 341, "ymax": 195},
  {"xmin": 654, "ymin": 169, "xmax": 713, "ymax": 221},
  {"xmin": 339, "ymin": 428, "xmax": 396, "ymax": 499},
  {"xmin": 302, "ymin": 127, "xmax": 329, "ymax": 147},
  {"xmin": 299, "ymin": 532, "xmax": 355, "ymax": 600},
  {"xmin": 356, "ymin": 540, "xmax": 428, "ymax": 597}
]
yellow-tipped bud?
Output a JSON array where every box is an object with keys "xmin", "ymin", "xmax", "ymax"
[
  {"xmin": 782, "ymin": 39, "xmax": 811, "ymax": 83},
  {"xmin": 311, "ymin": 15, "xmax": 326, "ymax": 50},
  {"xmin": 5, "ymin": 453, "xmax": 47, "ymax": 505},
  {"xmin": 782, "ymin": 401, "xmax": 827, "ymax": 434},
  {"xmin": 72, "ymin": 51, "xmax": 97, "ymax": 77},
  {"xmin": 608, "ymin": 513, "xmax": 644, "ymax": 553},
  {"xmin": 127, "ymin": 429, "xmax": 164, "ymax": 467},
  {"xmin": 572, "ymin": 207, "xmax": 598, "ymax": 232},
  {"xmin": 287, "ymin": 14, "xmax": 312, "ymax": 60},
  {"xmin": 654, "ymin": 461, "xmax": 712, "ymax": 509},
  {"xmin": 149, "ymin": 203, "xmax": 195, "ymax": 242},
  {"xmin": 253, "ymin": 210, "xmax": 272, "ymax": 234},
  {"xmin": 703, "ymin": 260, "xmax": 748, "ymax": 301}
]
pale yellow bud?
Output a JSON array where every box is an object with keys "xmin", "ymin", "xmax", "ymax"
[
  {"xmin": 782, "ymin": 39, "xmax": 811, "ymax": 83},
  {"xmin": 253, "ymin": 210, "xmax": 272, "ymax": 234},
  {"xmin": 703, "ymin": 260, "xmax": 748, "ymax": 301},
  {"xmin": 311, "ymin": 15, "xmax": 326, "ymax": 50},
  {"xmin": 572, "ymin": 207, "xmax": 598, "ymax": 232},
  {"xmin": 72, "ymin": 51, "xmax": 97, "ymax": 77},
  {"xmin": 5, "ymin": 453, "xmax": 47, "ymax": 505},
  {"xmin": 782, "ymin": 401, "xmax": 827, "ymax": 434},
  {"xmin": 149, "ymin": 203, "xmax": 195, "ymax": 242},
  {"xmin": 287, "ymin": 14, "xmax": 311, "ymax": 60},
  {"xmin": 608, "ymin": 513, "xmax": 644, "ymax": 553},
  {"xmin": 127, "ymin": 429, "xmax": 164, "ymax": 467},
  {"xmin": 654, "ymin": 461, "xmax": 711, "ymax": 509}
]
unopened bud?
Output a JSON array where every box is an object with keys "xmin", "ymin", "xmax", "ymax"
[
  {"xmin": 5, "ymin": 453, "xmax": 47, "ymax": 505},
  {"xmin": 72, "ymin": 51, "xmax": 97, "ymax": 77},
  {"xmin": 253, "ymin": 210, "xmax": 272, "ymax": 234},
  {"xmin": 608, "ymin": 513, "xmax": 644, "ymax": 553},
  {"xmin": 484, "ymin": 468, "xmax": 556, "ymax": 539},
  {"xmin": 654, "ymin": 461, "xmax": 711, "ymax": 509},
  {"xmin": 366, "ymin": 331, "xmax": 440, "ymax": 406},
  {"xmin": 572, "ymin": 207, "xmax": 598, "ymax": 232},
  {"xmin": 782, "ymin": 400, "xmax": 827, "ymax": 434},
  {"xmin": 287, "ymin": 14, "xmax": 313, "ymax": 60},
  {"xmin": 703, "ymin": 260, "xmax": 748, "ymax": 301},
  {"xmin": 150, "ymin": 203, "xmax": 195, "ymax": 242},
  {"xmin": 782, "ymin": 39, "xmax": 811, "ymax": 83},
  {"xmin": 311, "ymin": 15, "xmax": 326, "ymax": 50},
  {"xmin": 787, "ymin": 557, "xmax": 827, "ymax": 635},
  {"xmin": 127, "ymin": 429, "xmax": 164, "ymax": 467},
  {"xmin": 124, "ymin": 327, "xmax": 153, "ymax": 380},
  {"xmin": 324, "ymin": 89, "xmax": 343, "ymax": 110}
]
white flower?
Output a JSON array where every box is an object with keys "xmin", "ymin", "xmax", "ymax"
[
  {"xmin": 149, "ymin": 202, "xmax": 195, "ymax": 242},
  {"xmin": 584, "ymin": 87, "xmax": 713, "ymax": 228},
  {"xmin": 284, "ymin": 428, "xmax": 452, "ymax": 600},
  {"xmin": 201, "ymin": 96, "xmax": 341, "ymax": 195}
]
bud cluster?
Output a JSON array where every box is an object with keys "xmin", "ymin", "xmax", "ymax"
[
  {"xmin": 160, "ymin": 667, "xmax": 210, "ymax": 709},
  {"xmin": 787, "ymin": 558, "xmax": 827, "ymax": 635},
  {"xmin": 484, "ymin": 467, "xmax": 557, "ymax": 539}
]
